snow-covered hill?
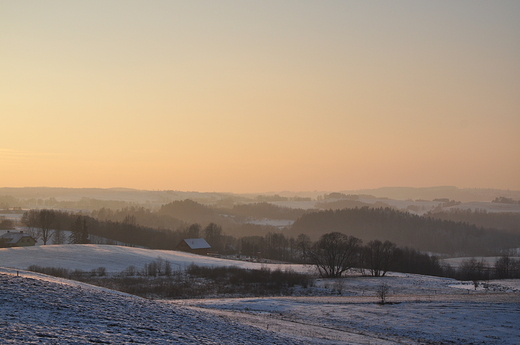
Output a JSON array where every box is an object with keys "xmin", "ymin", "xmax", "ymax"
[
  {"xmin": 2, "ymin": 244, "xmax": 520, "ymax": 344},
  {"xmin": 0, "ymin": 269, "xmax": 308, "ymax": 344},
  {"xmin": 0, "ymin": 244, "xmax": 311, "ymax": 273}
]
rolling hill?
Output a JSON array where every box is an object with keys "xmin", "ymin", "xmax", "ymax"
[
  {"xmin": 2, "ymin": 244, "xmax": 520, "ymax": 344},
  {"xmin": 0, "ymin": 244, "xmax": 310, "ymax": 273}
]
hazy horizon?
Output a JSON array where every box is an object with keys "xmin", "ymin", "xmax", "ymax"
[{"xmin": 2, "ymin": 1, "xmax": 519, "ymax": 193}]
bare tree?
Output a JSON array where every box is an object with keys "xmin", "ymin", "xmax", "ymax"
[
  {"xmin": 21, "ymin": 209, "xmax": 40, "ymax": 241},
  {"xmin": 363, "ymin": 240, "xmax": 399, "ymax": 277},
  {"xmin": 38, "ymin": 210, "xmax": 56, "ymax": 245},
  {"xmin": 296, "ymin": 233, "xmax": 312, "ymax": 262},
  {"xmin": 265, "ymin": 232, "xmax": 289, "ymax": 261},
  {"xmin": 459, "ymin": 257, "xmax": 488, "ymax": 281},
  {"xmin": 376, "ymin": 283, "xmax": 390, "ymax": 304},
  {"xmin": 0, "ymin": 217, "xmax": 14, "ymax": 230},
  {"xmin": 204, "ymin": 223, "xmax": 223, "ymax": 252},
  {"xmin": 53, "ymin": 229, "xmax": 66, "ymax": 244},
  {"xmin": 185, "ymin": 223, "xmax": 201, "ymax": 238},
  {"xmin": 69, "ymin": 216, "xmax": 89, "ymax": 244},
  {"xmin": 306, "ymin": 232, "xmax": 362, "ymax": 278},
  {"xmin": 21, "ymin": 209, "xmax": 56, "ymax": 245},
  {"xmin": 493, "ymin": 255, "xmax": 520, "ymax": 279}
]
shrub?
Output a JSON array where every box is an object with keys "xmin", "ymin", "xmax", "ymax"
[
  {"xmin": 376, "ymin": 283, "xmax": 390, "ymax": 304},
  {"xmin": 27, "ymin": 265, "xmax": 69, "ymax": 278},
  {"xmin": 27, "ymin": 261, "xmax": 313, "ymax": 299}
]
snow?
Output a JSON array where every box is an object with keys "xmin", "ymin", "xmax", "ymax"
[
  {"xmin": 0, "ymin": 269, "xmax": 305, "ymax": 344},
  {"xmin": 1, "ymin": 244, "xmax": 519, "ymax": 344},
  {"xmin": 175, "ymin": 295, "xmax": 520, "ymax": 344},
  {"xmin": 182, "ymin": 238, "xmax": 211, "ymax": 249},
  {"xmin": 173, "ymin": 275, "xmax": 520, "ymax": 344},
  {"xmin": 0, "ymin": 244, "xmax": 314, "ymax": 274},
  {"xmin": 0, "ymin": 231, "xmax": 34, "ymax": 245}
]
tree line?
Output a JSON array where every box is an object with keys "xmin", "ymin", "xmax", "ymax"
[
  {"xmin": 20, "ymin": 209, "xmax": 231, "ymax": 252},
  {"xmin": 21, "ymin": 209, "xmax": 89, "ymax": 245},
  {"xmin": 28, "ymin": 260, "xmax": 312, "ymax": 299},
  {"xmin": 66, "ymin": 200, "xmax": 520, "ymax": 256},
  {"xmin": 426, "ymin": 208, "xmax": 520, "ymax": 233},
  {"xmin": 19, "ymin": 209, "xmax": 444, "ymax": 279},
  {"xmin": 18, "ymin": 209, "xmax": 519, "ymax": 282},
  {"xmin": 303, "ymin": 232, "xmax": 520, "ymax": 281},
  {"xmin": 445, "ymin": 255, "xmax": 520, "ymax": 281},
  {"xmin": 492, "ymin": 196, "xmax": 520, "ymax": 204},
  {"xmin": 301, "ymin": 232, "xmax": 444, "ymax": 278},
  {"xmin": 288, "ymin": 207, "xmax": 520, "ymax": 255}
]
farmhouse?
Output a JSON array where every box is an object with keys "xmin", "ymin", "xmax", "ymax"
[
  {"xmin": 1, "ymin": 231, "xmax": 37, "ymax": 247},
  {"xmin": 176, "ymin": 238, "xmax": 211, "ymax": 255}
]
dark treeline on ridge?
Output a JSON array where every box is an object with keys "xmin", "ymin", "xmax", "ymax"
[
  {"xmin": 25, "ymin": 210, "xmax": 186, "ymax": 250},
  {"xmin": 426, "ymin": 209, "xmax": 520, "ymax": 233},
  {"xmin": 288, "ymin": 207, "xmax": 520, "ymax": 256}
]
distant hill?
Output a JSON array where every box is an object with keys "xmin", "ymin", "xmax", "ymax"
[
  {"xmin": 339, "ymin": 186, "xmax": 520, "ymax": 203},
  {"xmin": 426, "ymin": 208, "xmax": 520, "ymax": 233},
  {"xmin": 288, "ymin": 207, "xmax": 520, "ymax": 255},
  {"xmin": 2, "ymin": 186, "xmax": 520, "ymax": 208},
  {"xmin": 158, "ymin": 199, "xmax": 220, "ymax": 224},
  {"xmin": 0, "ymin": 187, "xmax": 234, "ymax": 210}
]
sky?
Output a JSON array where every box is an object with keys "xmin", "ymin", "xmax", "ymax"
[{"xmin": 1, "ymin": 1, "xmax": 519, "ymax": 193}]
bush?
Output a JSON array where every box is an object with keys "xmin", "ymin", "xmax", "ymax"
[
  {"xmin": 376, "ymin": 283, "xmax": 390, "ymax": 304},
  {"xmin": 27, "ymin": 261, "xmax": 312, "ymax": 299},
  {"xmin": 27, "ymin": 265, "xmax": 69, "ymax": 278}
]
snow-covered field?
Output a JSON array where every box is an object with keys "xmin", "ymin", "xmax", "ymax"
[
  {"xmin": 1, "ymin": 244, "xmax": 519, "ymax": 344},
  {"xmin": 0, "ymin": 268, "xmax": 305, "ymax": 344},
  {"xmin": 0, "ymin": 244, "xmax": 313, "ymax": 274},
  {"xmin": 174, "ymin": 274, "xmax": 520, "ymax": 344},
  {"xmin": 175, "ymin": 294, "xmax": 520, "ymax": 344}
]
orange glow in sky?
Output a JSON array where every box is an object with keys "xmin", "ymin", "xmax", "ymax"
[{"xmin": 1, "ymin": 1, "xmax": 519, "ymax": 193}]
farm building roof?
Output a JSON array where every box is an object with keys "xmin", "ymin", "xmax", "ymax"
[
  {"xmin": 181, "ymin": 238, "xmax": 211, "ymax": 250},
  {"xmin": 1, "ymin": 231, "xmax": 35, "ymax": 245}
]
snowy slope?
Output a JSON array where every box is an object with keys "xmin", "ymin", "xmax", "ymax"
[
  {"xmin": 2, "ymin": 245, "xmax": 520, "ymax": 344},
  {"xmin": 0, "ymin": 269, "xmax": 309, "ymax": 344},
  {"xmin": 176, "ymin": 293, "xmax": 520, "ymax": 345},
  {"xmin": 0, "ymin": 244, "xmax": 312, "ymax": 273}
]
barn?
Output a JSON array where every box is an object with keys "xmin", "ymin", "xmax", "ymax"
[{"xmin": 176, "ymin": 238, "xmax": 211, "ymax": 255}]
